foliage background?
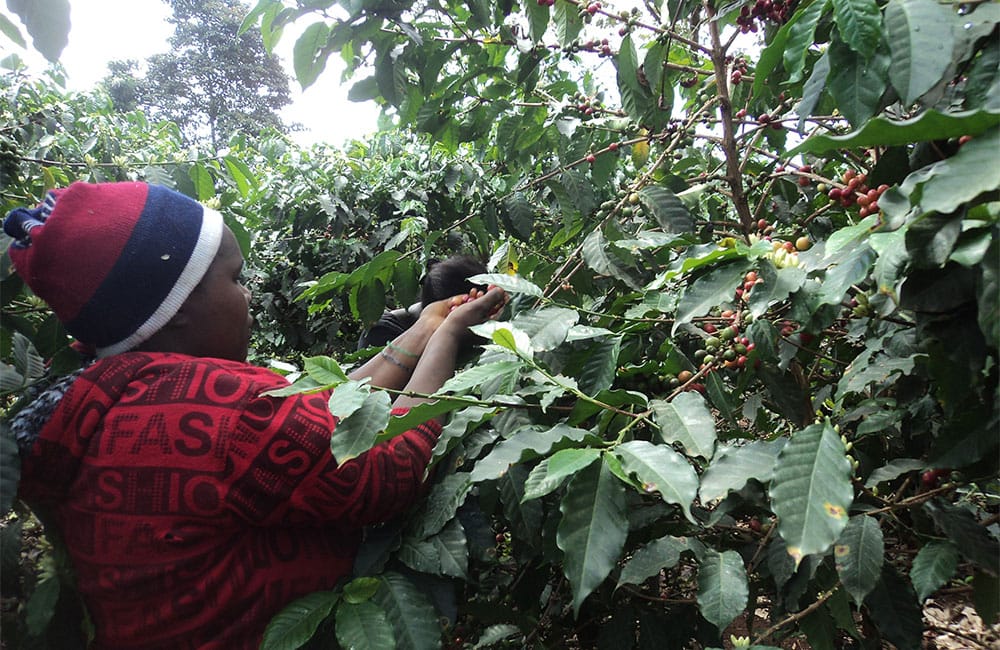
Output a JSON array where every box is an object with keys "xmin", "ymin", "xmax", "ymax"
[{"xmin": 1, "ymin": 0, "xmax": 998, "ymax": 648}]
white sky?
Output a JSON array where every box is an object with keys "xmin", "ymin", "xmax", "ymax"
[{"xmin": 0, "ymin": 0, "xmax": 380, "ymax": 147}]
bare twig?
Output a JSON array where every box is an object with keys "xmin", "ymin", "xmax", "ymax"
[{"xmin": 753, "ymin": 589, "xmax": 836, "ymax": 644}]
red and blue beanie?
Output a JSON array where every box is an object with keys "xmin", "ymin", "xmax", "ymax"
[{"xmin": 3, "ymin": 181, "xmax": 223, "ymax": 357}]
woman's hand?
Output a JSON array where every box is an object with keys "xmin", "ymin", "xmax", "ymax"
[
  {"xmin": 416, "ymin": 287, "xmax": 507, "ymax": 341},
  {"xmin": 393, "ymin": 287, "xmax": 507, "ymax": 413},
  {"xmin": 438, "ymin": 287, "xmax": 507, "ymax": 332}
]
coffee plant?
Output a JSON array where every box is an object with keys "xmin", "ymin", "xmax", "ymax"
[{"xmin": 2, "ymin": 0, "xmax": 998, "ymax": 647}]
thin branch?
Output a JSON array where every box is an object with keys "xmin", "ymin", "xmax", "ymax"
[
  {"xmin": 704, "ymin": 1, "xmax": 752, "ymax": 230},
  {"xmin": 753, "ymin": 589, "xmax": 836, "ymax": 644}
]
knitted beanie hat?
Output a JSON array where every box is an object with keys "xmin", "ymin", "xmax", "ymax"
[{"xmin": 3, "ymin": 181, "xmax": 223, "ymax": 357}]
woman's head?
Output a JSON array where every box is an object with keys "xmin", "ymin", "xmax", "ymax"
[
  {"xmin": 420, "ymin": 256, "xmax": 487, "ymax": 306},
  {"xmin": 1, "ymin": 181, "xmax": 248, "ymax": 359}
]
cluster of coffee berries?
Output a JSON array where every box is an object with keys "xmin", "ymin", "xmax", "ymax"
[
  {"xmin": 695, "ymin": 317, "xmax": 754, "ymax": 371},
  {"xmin": 577, "ymin": 37, "xmax": 614, "ymax": 57},
  {"xmin": 777, "ymin": 319, "xmax": 814, "ymax": 345},
  {"xmin": 826, "ymin": 170, "xmax": 889, "ymax": 218},
  {"xmin": 595, "ymin": 187, "xmax": 644, "ymax": 218},
  {"xmin": 615, "ymin": 7, "xmax": 642, "ymax": 36},
  {"xmin": 756, "ymin": 112, "xmax": 784, "ymax": 130},
  {"xmin": 730, "ymin": 56, "xmax": 749, "ymax": 85},
  {"xmin": 736, "ymin": 0, "xmax": 796, "ymax": 33},
  {"xmin": 795, "ymin": 164, "xmax": 812, "ymax": 186},
  {"xmin": 580, "ymin": 1, "xmax": 601, "ymax": 16},
  {"xmin": 745, "ymin": 234, "xmax": 804, "ymax": 268},
  {"xmin": 570, "ymin": 91, "xmax": 605, "ymax": 117},
  {"xmin": 618, "ymin": 366, "xmax": 679, "ymax": 394}
]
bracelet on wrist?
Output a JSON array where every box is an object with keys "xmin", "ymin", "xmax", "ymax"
[
  {"xmin": 387, "ymin": 341, "xmax": 419, "ymax": 359},
  {"xmin": 380, "ymin": 349, "xmax": 414, "ymax": 373}
]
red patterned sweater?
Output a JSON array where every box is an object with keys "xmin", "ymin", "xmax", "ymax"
[{"xmin": 16, "ymin": 352, "xmax": 442, "ymax": 649}]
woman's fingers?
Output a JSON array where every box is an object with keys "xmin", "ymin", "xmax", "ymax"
[{"xmin": 446, "ymin": 287, "xmax": 507, "ymax": 322}]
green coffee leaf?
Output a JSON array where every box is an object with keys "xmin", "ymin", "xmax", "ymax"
[
  {"xmin": 910, "ymin": 540, "xmax": 959, "ymax": 601},
  {"xmin": 864, "ymin": 565, "xmax": 923, "ymax": 650},
  {"xmin": 770, "ymin": 422, "xmax": 854, "ymax": 567},
  {"xmin": 375, "ymin": 573, "xmax": 440, "ymax": 650},
  {"xmin": 649, "ymin": 392, "xmax": 717, "ymax": 460},
  {"xmin": 832, "ymin": 0, "xmax": 882, "ymax": 58},
  {"xmin": 335, "ymin": 600, "xmax": 395, "ymax": 650},
  {"xmin": 834, "ymin": 515, "xmax": 885, "ymax": 605},
  {"xmin": 304, "ymin": 356, "xmax": 349, "ymax": 386},
  {"xmin": 557, "ymin": 458, "xmax": 628, "ymax": 616},
  {"xmin": 330, "ymin": 391, "xmax": 391, "ymax": 463},
  {"xmin": 827, "ymin": 40, "xmax": 890, "ymax": 127},
  {"xmin": 522, "ymin": 448, "xmax": 601, "ymax": 502},
  {"xmin": 884, "ymin": 0, "xmax": 956, "ymax": 105},
  {"xmin": 696, "ymin": 549, "xmax": 749, "ymax": 632},
  {"xmin": 468, "ymin": 273, "xmax": 543, "ymax": 297},
  {"xmin": 699, "ymin": 438, "xmax": 787, "ymax": 503},
  {"xmin": 293, "ymin": 22, "xmax": 331, "ymax": 89},
  {"xmin": 327, "ymin": 380, "xmax": 370, "ymax": 421},
  {"xmin": 260, "ymin": 591, "xmax": 339, "ymax": 650},
  {"xmin": 673, "ymin": 262, "xmax": 752, "ymax": 335},
  {"xmin": 617, "ymin": 535, "xmax": 689, "ymax": 588},
  {"xmin": 614, "ymin": 440, "xmax": 698, "ymax": 523}
]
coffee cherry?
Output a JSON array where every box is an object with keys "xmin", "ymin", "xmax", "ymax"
[
  {"xmin": 677, "ymin": 370, "xmax": 693, "ymax": 383},
  {"xmin": 795, "ymin": 236, "xmax": 811, "ymax": 251},
  {"xmin": 585, "ymin": 153, "xmax": 596, "ymax": 163},
  {"xmin": 921, "ymin": 468, "xmax": 949, "ymax": 488}
]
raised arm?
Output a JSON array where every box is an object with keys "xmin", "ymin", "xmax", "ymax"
[
  {"xmin": 392, "ymin": 287, "xmax": 507, "ymax": 417},
  {"xmin": 348, "ymin": 288, "xmax": 506, "ymax": 394}
]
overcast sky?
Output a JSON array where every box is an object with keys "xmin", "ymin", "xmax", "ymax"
[{"xmin": 1, "ymin": 0, "xmax": 379, "ymax": 146}]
